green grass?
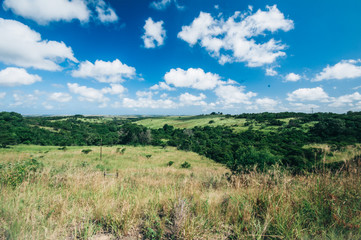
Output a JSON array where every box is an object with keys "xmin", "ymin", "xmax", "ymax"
[
  {"xmin": 134, "ymin": 115, "xmax": 247, "ymax": 130},
  {"xmin": 1, "ymin": 145, "xmax": 360, "ymax": 239}
]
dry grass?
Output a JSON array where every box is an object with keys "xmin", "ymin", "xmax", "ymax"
[{"xmin": 0, "ymin": 145, "xmax": 360, "ymax": 239}]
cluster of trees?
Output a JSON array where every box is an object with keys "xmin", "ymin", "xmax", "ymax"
[{"xmin": 2, "ymin": 111, "xmax": 361, "ymax": 173}]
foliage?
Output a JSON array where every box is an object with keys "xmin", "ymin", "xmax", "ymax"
[
  {"xmin": 2, "ymin": 111, "xmax": 361, "ymax": 173},
  {"xmin": 81, "ymin": 149, "xmax": 92, "ymax": 154},
  {"xmin": 180, "ymin": 161, "xmax": 191, "ymax": 168},
  {"xmin": 0, "ymin": 158, "xmax": 43, "ymax": 187}
]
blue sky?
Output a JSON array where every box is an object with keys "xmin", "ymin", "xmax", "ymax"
[{"xmin": 1, "ymin": 0, "xmax": 361, "ymax": 115}]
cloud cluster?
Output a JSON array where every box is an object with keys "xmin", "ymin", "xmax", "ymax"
[
  {"xmin": 142, "ymin": 18, "xmax": 166, "ymax": 48},
  {"xmin": 49, "ymin": 92, "xmax": 72, "ymax": 102},
  {"xmin": 285, "ymin": 73, "xmax": 301, "ymax": 82},
  {"xmin": 164, "ymin": 68, "xmax": 221, "ymax": 90},
  {"xmin": 215, "ymin": 85, "xmax": 257, "ymax": 106},
  {"xmin": 0, "ymin": 18, "xmax": 77, "ymax": 71},
  {"xmin": 72, "ymin": 59, "xmax": 136, "ymax": 83},
  {"xmin": 314, "ymin": 59, "xmax": 361, "ymax": 81},
  {"xmin": 3, "ymin": 0, "xmax": 118, "ymax": 24},
  {"xmin": 68, "ymin": 83, "xmax": 109, "ymax": 105},
  {"xmin": 0, "ymin": 67, "xmax": 41, "ymax": 86},
  {"xmin": 179, "ymin": 92, "xmax": 207, "ymax": 106},
  {"xmin": 287, "ymin": 87, "xmax": 330, "ymax": 102},
  {"xmin": 178, "ymin": 5, "xmax": 294, "ymax": 67},
  {"xmin": 329, "ymin": 92, "xmax": 361, "ymax": 108},
  {"xmin": 150, "ymin": 0, "xmax": 183, "ymax": 10},
  {"xmin": 95, "ymin": 0, "xmax": 118, "ymax": 23}
]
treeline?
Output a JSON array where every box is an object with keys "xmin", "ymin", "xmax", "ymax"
[{"xmin": 2, "ymin": 111, "xmax": 361, "ymax": 173}]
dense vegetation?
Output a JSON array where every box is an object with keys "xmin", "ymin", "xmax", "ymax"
[
  {"xmin": 0, "ymin": 145, "xmax": 360, "ymax": 239},
  {"xmin": 2, "ymin": 111, "xmax": 361, "ymax": 173}
]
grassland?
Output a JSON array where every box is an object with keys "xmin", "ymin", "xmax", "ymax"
[{"xmin": 1, "ymin": 145, "xmax": 360, "ymax": 239}]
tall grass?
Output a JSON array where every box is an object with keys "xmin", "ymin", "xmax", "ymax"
[{"xmin": 0, "ymin": 146, "xmax": 360, "ymax": 239}]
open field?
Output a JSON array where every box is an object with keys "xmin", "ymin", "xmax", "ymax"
[{"xmin": 1, "ymin": 145, "xmax": 360, "ymax": 239}]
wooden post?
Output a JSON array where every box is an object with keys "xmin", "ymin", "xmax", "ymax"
[
  {"xmin": 116, "ymin": 170, "xmax": 119, "ymax": 178},
  {"xmin": 100, "ymin": 138, "xmax": 103, "ymax": 161}
]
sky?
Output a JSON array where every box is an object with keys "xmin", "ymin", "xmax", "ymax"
[{"xmin": 1, "ymin": 0, "xmax": 361, "ymax": 115}]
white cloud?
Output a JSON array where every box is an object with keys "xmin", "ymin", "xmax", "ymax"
[
  {"xmin": 95, "ymin": 0, "xmax": 118, "ymax": 23},
  {"xmin": 101, "ymin": 83, "xmax": 126, "ymax": 96},
  {"xmin": 285, "ymin": 72, "xmax": 301, "ymax": 82},
  {"xmin": 123, "ymin": 96, "xmax": 177, "ymax": 109},
  {"xmin": 0, "ymin": 67, "xmax": 41, "ymax": 86},
  {"xmin": 215, "ymin": 85, "xmax": 257, "ymax": 106},
  {"xmin": 142, "ymin": 18, "xmax": 166, "ymax": 48},
  {"xmin": 0, "ymin": 18, "xmax": 77, "ymax": 71},
  {"xmin": 49, "ymin": 92, "xmax": 72, "ymax": 102},
  {"xmin": 67, "ymin": 83, "xmax": 109, "ymax": 104},
  {"xmin": 72, "ymin": 59, "xmax": 136, "ymax": 83},
  {"xmin": 314, "ymin": 60, "xmax": 361, "ymax": 82},
  {"xmin": 3, "ymin": 0, "xmax": 118, "ymax": 24},
  {"xmin": 287, "ymin": 87, "xmax": 330, "ymax": 102},
  {"xmin": 3, "ymin": 0, "xmax": 90, "ymax": 25},
  {"xmin": 328, "ymin": 92, "xmax": 361, "ymax": 108},
  {"xmin": 150, "ymin": 82, "xmax": 175, "ymax": 91},
  {"xmin": 11, "ymin": 93, "xmax": 38, "ymax": 107},
  {"xmin": 179, "ymin": 92, "xmax": 207, "ymax": 106},
  {"xmin": 164, "ymin": 68, "xmax": 222, "ymax": 90},
  {"xmin": 150, "ymin": 0, "xmax": 183, "ymax": 10},
  {"xmin": 178, "ymin": 5, "xmax": 294, "ymax": 67},
  {"xmin": 265, "ymin": 68, "xmax": 278, "ymax": 76},
  {"xmin": 0, "ymin": 92, "xmax": 6, "ymax": 99},
  {"xmin": 255, "ymin": 97, "xmax": 279, "ymax": 110}
]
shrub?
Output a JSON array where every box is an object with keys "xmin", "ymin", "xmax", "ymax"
[
  {"xmin": 180, "ymin": 161, "xmax": 191, "ymax": 169},
  {"xmin": 0, "ymin": 159, "xmax": 43, "ymax": 187},
  {"xmin": 208, "ymin": 120, "xmax": 215, "ymax": 124},
  {"xmin": 167, "ymin": 161, "xmax": 174, "ymax": 166},
  {"xmin": 227, "ymin": 146, "xmax": 278, "ymax": 174},
  {"xmin": 81, "ymin": 149, "xmax": 92, "ymax": 154},
  {"xmin": 146, "ymin": 154, "xmax": 152, "ymax": 159}
]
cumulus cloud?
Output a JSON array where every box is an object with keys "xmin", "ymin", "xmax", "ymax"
[
  {"xmin": 3, "ymin": 0, "xmax": 90, "ymax": 24},
  {"xmin": 314, "ymin": 60, "xmax": 361, "ymax": 82},
  {"xmin": 179, "ymin": 92, "xmax": 207, "ymax": 106},
  {"xmin": 67, "ymin": 83, "xmax": 109, "ymax": 104},
  {"xmin": 101, "ymin": 83, "xmax": 126, "ymax": 96},
  {"xmin": 328, "ymin": 92, "xmax": 361, "ymax": 108},
  {"xmin": 0, "ymin": 18, "xmax": 77, "ymax": 71},
  {"xmin": 0, "ymin": 92, "xmax": 6, "ymax": 99},
  {"xmin": 287, "ymin": 87, "xmax": 330, "ymax": 102},
  {"xmin": 123, "ymin": 96, "xmax": 177, "ymax": 109},
  {"xmin": 150, "ymin": 82, "xmax": 175, "ymax": 91},
  {"xmin": 255, "ymin": 97, "xmax": 279, "ymax": 110},
  {"xmin": 265, "ymin": 68, "xmax": 278, "ymax": 76},
  {"xmin": 3, "ymin": 0, "xmax": 118, "ymax": 24},
  {"xmin": 215, "ymin": 85, "xmax": 257, "ymax": 106},
  {"xmin": 285, "ymin": 72, "xmax": 301, "ymax": 82},
  {"xmin": 72, "ymin": 59, "xmax": 136, "ymax": 83},
  {"xmin": 0, "ymin": 67, "xmax": 41, "ymax": 86},
  {"xmin": 164, "ymin": 68, "xmax": 222, "ymax": 90},
  {"xmin": 142, "ymin": 18, "xmax": 166, "ymax": 48},
  {"xmin": 49, "ymin": 92, "xmax": 72, "ymax": 102},
  {"xmin": 178, "ymin": 5, "xmax": 294, "ymax": 67},
  {"xmin": 95, "ymin": 0, "xmax": 118, "ymax": 23},
  {"xmin": 150, "ymin": 0, "xmax": 183, "ymax": 10},
  {"xmin": 11, "ymin": 93, "xmax": 38, "ymax": 107}
]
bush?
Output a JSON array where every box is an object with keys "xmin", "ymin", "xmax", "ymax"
[
  {"xmin": 180, "ymin": 161, "xmax": 191, "ymax": 169},
  {"xmin": 81, "ymin": 149, "xmax": 92, "ymax": 154},
  {"xmin": 0, "ymin": 159, "xmax": 43, "ymax": 187},
  {"xmin": 227, "ymin": 146, "xmax": 278, "ymax": 174},
  {"xmin": 145, "ymin": 154, "xmax": 152, "ymax": 159},
  {"xmin": 167, "ymin": 161, "xmax": 174, "ymax": 166}
]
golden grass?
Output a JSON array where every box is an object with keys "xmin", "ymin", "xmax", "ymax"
[{"xmin": 0, "ymin": 145, "xmax": 360, "ymax": 239}]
